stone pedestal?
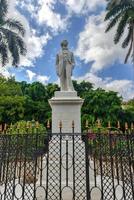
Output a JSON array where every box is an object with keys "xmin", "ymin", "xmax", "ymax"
[{"xmin": 49, "ymin": 91, "xmax": 84, "ymax": 133}]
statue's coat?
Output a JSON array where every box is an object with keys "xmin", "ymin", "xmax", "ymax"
[{"xmin": 56, "ymin": 48, "xmax": 75, "ymax": 91}]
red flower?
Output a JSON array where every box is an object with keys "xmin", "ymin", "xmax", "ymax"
[{"xmin": 88, "ymin": 132, "xmax": 96, "ymax": 140}]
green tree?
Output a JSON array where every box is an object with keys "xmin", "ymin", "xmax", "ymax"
[
  {"xmin": 23, "ymin": 82, "xmax": 47, "ymax": 101},
  {"xmin": 121, "ymin": 99, "xmax": 134, "ymax": 124},
  {"xmin": 73, "ymin": 80, "xmax": 93, "ymax": 97},
  {"xmin": 24, "ymin": 96, "xmax": 51, "ymax": 124},
  {"xmin": 46, "ymin": 83, "xmax": 60, "ymax": 99},
  {"xmin": 8, "ymin": 120, "xmax": 46, "ymax": 134},
  {"xmin": 105, "ymin": 0, "xmax": 134, "ymax": 63},
  {"xmin": 0, "ymin": 77, "xmax": 25, "ymax": 124},
  {"xmin": 82, "ymin": 88, "xmax": 123, "ymax": 128},
  {"xmin": 0, "ymin": 77, "xmax": 133, "ymax": 130},
  {"xmin": 0, "ymin": 76, "xmax": 23, "ymax": 96},
  {"xmin": 0, "ymin": 0, "xmax": 26, "ymax": 66},
  {"xmin": 0, "ymin": 96, "xmax": 25, "ymax": 123}
]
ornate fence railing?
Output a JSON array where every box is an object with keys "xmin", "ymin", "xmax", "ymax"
[
  {"xmin": 85, "ymin": 132, "xmax": 134, "ymax": 200},
  {"xmin": 0, "ymin": 131, "xmax": 134, "ymax": 200}
]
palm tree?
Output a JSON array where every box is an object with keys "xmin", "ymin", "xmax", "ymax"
[
  {"xmin": 106, "ymin": 0, "xmax": 125, "ymax": 10},
  {"xmin": 0, "ymin": 0, "xmax": 27, "ymax": 67},
  {"xmin": 105, "ymin": 0, "xmax": 134, "ymax": 63}
]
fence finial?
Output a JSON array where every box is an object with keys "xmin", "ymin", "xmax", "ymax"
[
  {"xmin": 72, "ymin": 120, "xmax": 75, "ymax": 129},
  {"xmin": 47, "ymin": 120, "xmax": 50, "ymax": 129},
  {"xmin": 108, "ymin": 121, "xmax": 111, "ymax": 129},
  {"xmin": 131, "ymin": 122, "xmax": 134, "ymax": 131},
  {"xmin": 125, "ymin": 122, "xmax": 128, "ymax": 130},
  {"xmin": 59, "ymin": 121, "xmax": 62, "ymax": 129},
  {"xmin": 35, "ymin": 121, "xmax": 39, "ymax": 129},
  {"xmin": 97, "ymin": 119, "xmax": 101, "ymax": 128},
  {"xmin": 117, "ymin": 121, "xmax": 120, "ymax": 129}
]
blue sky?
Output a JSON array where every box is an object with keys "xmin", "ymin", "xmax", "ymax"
[{"xmin": 1, "ymin": 0, "xmax": 134, "ymax": 100}]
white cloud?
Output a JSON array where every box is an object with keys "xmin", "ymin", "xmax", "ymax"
[
  {"xmin": 20, "ymin": 31, "xmax": 51, "ymax": 67},
  {"xmin": 17, "ymin": 0, "xmax": 69, "ymax": 34},
  {"xmin": 16, "ymin": 0, "xmax": 105, "ymax": 35},
  {"xmin": 5, "ymin": 0, "xmax": 52, "ymax": 67},
  {"xmin": 63, "ymin": 0, "xmax": 106, "ymax": 14},
  {"xmin": 26, "ymin": 70, "xmax": 36, "ymax": 81},
  {"xmin": 75, "ymin": 73, "xmax": 134, "ymax": 100},
  {"xmin": 37, "ymin": 0, "xmax": 69, "ymax": 33},
  {"xmin": 0, "ymin": 68, "xmax": 10, "ymax": 78},
  {"xmin": 9, "ymin": 0, "xmax": 107, "ymax": 69},
  {"xmin": 26, "ymin": 70, "xmax": 50, "ymax": 84},
  {"xmin": 36, "ymin": 75, "xmax": 50, "ymax": 84},
  {"xmin": 75, "ymin": 12, "xmax": 127, "ymax": 73},
  {"xmin": 105, "ymin": 80, "xmax": 134, "ymax": 100},
  {"xmin": 6, "ymin": 0, "xmax": 108, "ymax": 70}
]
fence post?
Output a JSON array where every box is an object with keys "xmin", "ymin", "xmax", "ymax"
[{"xmin": 84, "ymin": 132, "xmax": 90, "ymax": 200}]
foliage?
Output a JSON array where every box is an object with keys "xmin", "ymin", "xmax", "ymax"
[
  {"xmin": 105, "ymin": 0, "xmax": 134, "ymax": 63},
  {"xmin": 81, "ymin": 88, "xmax": 123, "ymax": 129},
  {"xmin": 0, "ymin": 96, "xmax": 25, "ymax": 123},
  {"xmin": 73, "ymin": 80, "xmax": 93, "ymax": 96},
  {"xmin": 3, "ymin": 121, "xmax": 47, "ymax": 159},
  {"xmin": 106, "ymin": 0, "xmax": 126, "ymax": 10},
  {"xmin": 0, "ymin": 77, "xmax": 134, "ymax": 130},
  {"xmin": 7, "ymin": 120, "xmax": 46, "ymax": 134},
  {"xmin": 88, "ymin": 132, "xmax": 133, "ymax": 158},
  {"xmin": 0, "ymin": 77, "xmax": 25, "ymax": 123},
  {"xmin": 0, "ymin": 0, "xmax": 26, "ymax": 67},
  {"xmin": 120, "ymin": 99, "xmax": 134, "ymax": 126}
]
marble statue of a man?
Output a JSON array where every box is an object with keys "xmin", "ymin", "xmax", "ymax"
[{"xmin": 56, "ymin": 40, "xmax": 75, "ymax": 91}]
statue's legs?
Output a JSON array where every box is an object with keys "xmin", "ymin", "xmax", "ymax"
[
  {"xmin": 66, "ymin": 63, "xmax": 74, "ymax": 91},
  {"xmin": 60, "ymin": 68, "xmax": 67, "ymax": 91}
]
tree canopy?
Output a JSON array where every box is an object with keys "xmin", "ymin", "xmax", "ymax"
[{"xmin": 0, "ymin": 76, "xmax": 133, "ymax": 129}]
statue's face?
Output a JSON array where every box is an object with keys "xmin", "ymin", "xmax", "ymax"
[{"xmin": 61, "ymin": 40, "xmax": 68, "ymax": 49}]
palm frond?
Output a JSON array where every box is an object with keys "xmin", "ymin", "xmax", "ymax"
[
  {"xmin": 124, "ymin": 39, "xmax": 133, "ymax": 63},
  {"xmin": 105, "ymin": 4, "xmax": 131, "ymax": 21},
  {"xmin": 105, "ymin": 12, "xmax": 122, "ymax": 32},
  {"xmin": 0, "ymin": 0, "xmax": 8, "ymax": 20},
  {"xmin": 122, "ymin": 26, "xmax": 133, "ymax": 48},
  {"xmin": 9, "ymin": 37, "xmax": 20, "ymax": 67},
  {"xmin": 0, "ymin": 27, "xmax": 27, "ymax": 66},
  {"xmin": 106, "ymin": 0, "xmax": 132, "ymax": 10},
  {"xmin": 114, "ymin": 13, "xmax": 128, "ymax": 44},
  {"xmin": 106, "ymin": 0, "xmax": 121, "ymax": 10},
  {"xmin": 0, "ymin": 0, "xmax": 27, "ymax": 67},
  {"xmin": 5, "ymin": 19, "xmax": 25, "ymax": 36},
  {"xmin": 0, "ymin": 41, "xmax": 8, "ymax": 66},
  {"xmin": 17, "ymin": 36, "xmax": 27, "ymax": 56}
]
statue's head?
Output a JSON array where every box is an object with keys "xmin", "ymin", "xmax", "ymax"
[{"xmin": 61, "ymin": 40, "xmax": 68, "ymax": 49}]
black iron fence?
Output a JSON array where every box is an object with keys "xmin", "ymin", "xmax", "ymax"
[
  {"xmin": 0, "ymin": 131, "xmax": 134, "ymax": 200},
  {"xmin": 85, "ymin": 132, "xmax": 134, "ymax": 200}
]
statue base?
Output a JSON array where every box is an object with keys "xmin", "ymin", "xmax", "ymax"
[{"xmin": 49, "ymin": 91, "xmax": 84, "ymax": 133}]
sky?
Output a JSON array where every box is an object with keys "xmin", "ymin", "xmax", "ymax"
[{"xmin": 1, "ymin": 0, "xmax": 134, "ymax": 101}]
